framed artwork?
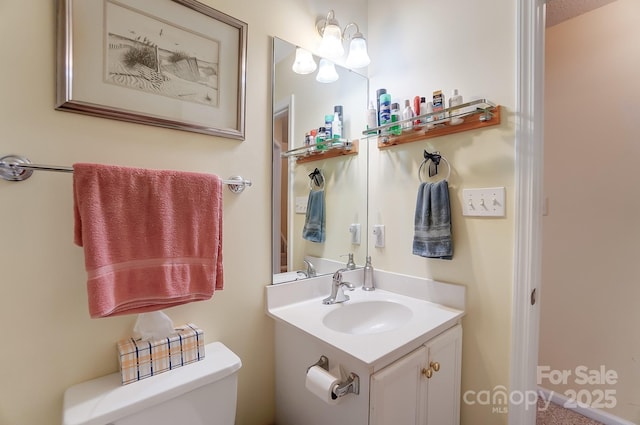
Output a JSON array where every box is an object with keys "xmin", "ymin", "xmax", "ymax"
[{"xmin": 56, "ymin": 0, "xmax": 247, "ymax": 140}]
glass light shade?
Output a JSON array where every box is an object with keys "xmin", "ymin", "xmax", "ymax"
[
  {"xmin": 316, "ymin": 59, "xmax": 339, "ymax": 83},
  {"xmin": 318, "ymin": 23, "xmax": 344, "ymax": 60},
  {"xmin": 291, "ymin": 48, "xmax": 317, "ymax": 74},
  {"xmin": 346, "ymin": 35, "xmax": 371, "ymax": 69}
]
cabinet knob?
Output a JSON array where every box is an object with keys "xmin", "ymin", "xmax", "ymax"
[
  {"xmin": 421, "ymin": 367, "xmax": 433, "ymax": 379},
  {"xmin": 430, "ymin": 361, "xmax": 440, "ymax": 372}
]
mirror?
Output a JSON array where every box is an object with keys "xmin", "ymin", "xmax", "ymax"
[{"xmin": 272, "ymin": 37, "xmax": 369, "ymax": 284}]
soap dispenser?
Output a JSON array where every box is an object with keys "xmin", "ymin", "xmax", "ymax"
[
  {"xmin": 362, "ymin": 256, "xmax": 374, "ymax": 291},
  {"xmin": 346, "ymin": 253, "xmax": 356, "ymax": 270}
]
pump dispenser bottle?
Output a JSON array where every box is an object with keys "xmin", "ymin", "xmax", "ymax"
[
  {"xmin": 449, "ymin": 89, "xmax": 464, "ymax": 125},
  {"xmin": 362, "ymin": 256, "xmax": 374, "ymax": 291}
]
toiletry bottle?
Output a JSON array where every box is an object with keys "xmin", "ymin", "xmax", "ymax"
[
  {"xmin": 432, "ymin": 90, "xmax": 446, "ymax": 122},
  {"xmin": 362, "ymin": 256, "xmax": 374, "ymax": 291},
  {"xmin": 309, "ymin": 128, "xmax": 317, "ymax": 151},
  {"xmin": 379, "ymin": 92, "xmax": 391, "ymax": 131},
  {"xmin": 425, "ymin": 101, "xmax": 435, "ymax": 129},
  {"xmin": 402, "ymin": 99, "xmax": 415, "ymax": 130},
  {"xmin": 324, "ymin": 114, "xmax": 334, "ymax": 139},
  {"xmin": 366, "ymin": 101, "xmax": 378, "ymax": 133},
  {"xmin": 304, "ymin": 132, "xmax": 311, "ymax": 153},
  {"xmin": 419, "ymin": 97, "xmax": 427, "ymax": 121},
  {"xmin": 449, "ymin": 89, "xmax": 464, "ymax": 125},
  {"xmin": 390, "ymin": 102, "xmax": 401, "ymax": 136},
  {"xmin": 334, "ymin": 105, "xmax": 343, "ymax": 137},
  {"xmin": 376, "ymin": 88, "xmax": 387, "ymax": 127},
  {"xmin": 413, "ymin": 96, "xmax": 422, "ymax": 126},
  {"xmin": 332, "ymin": 110, "xmax": 342, "ymax": 140},
  {"xmin": 316, "ymin": 126, "xmax": 327, "ymax": 151}
]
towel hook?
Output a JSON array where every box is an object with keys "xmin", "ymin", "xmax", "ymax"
[
  {"xmin": 419, "ymin": 150, "xmax": 451, "ymax": 183},
  {"xmin": 308, "ymin": 168, "xmax": 325, "ymax": 191}
]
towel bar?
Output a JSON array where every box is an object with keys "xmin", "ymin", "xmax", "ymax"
[{"xmin": 0, "ymin": 154, "xmax": 252, "ymax": 193}]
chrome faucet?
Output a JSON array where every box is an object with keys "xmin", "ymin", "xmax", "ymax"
[
  {"xmin": 303, "ymin": 259, "xmax": 316, "ymax": 277},
  {"xmin": 323, "ymin": 269, "xmax": 355, "ymax": 305}
]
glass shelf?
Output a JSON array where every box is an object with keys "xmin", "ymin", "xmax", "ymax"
[
  {"xmin": 281, "ymin": 139, "xmax": 359, "ymax": 164},
  {"xmin": 362, "ymin": 99, "xmax": 500, "ymax": 148}
]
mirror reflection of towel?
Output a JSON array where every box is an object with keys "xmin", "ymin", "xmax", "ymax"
[
  {"xmin": 302, "ymin": 189, "xmax": 325, "ymax": 243},
  {"xmin": 413, "ymin": 180, "xmax": 453, "ymax": 259}
]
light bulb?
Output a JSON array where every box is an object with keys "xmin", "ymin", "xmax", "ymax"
[
  {"xmin": 291, "ymin": 47, "xmax": 317, "ymax": 74},
  {"xmin": 316, "ymin": 58, "xmax": 339, "ymax": 83},
  {"xmin": 346, "ymin": 35, "xmax": 370, "ymax": 68},
  {"xmin": 318, "ymin": 23, "xmax": 344, "ymax": 60}
]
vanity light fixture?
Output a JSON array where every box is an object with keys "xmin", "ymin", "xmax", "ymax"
[
  {"xmin": 315, "ymin": 58, "xmax": 339, "ymax": 83},
  {"xmin": 291, "ymin": 47, "xmax": 317, "ymax": 74},
  {"xmin": 316, "ymin": 10, "xmax": 371, "ymax": 69}
]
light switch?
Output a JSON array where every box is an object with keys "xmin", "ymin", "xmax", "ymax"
[
  {"xmin": 462, "ymin": 187, "xmax": 506, "ymax": 217},
  {"xmin": 372, "ymin": 224, "xmax": 385, "ymax": 247},
  {"xmin": 295, "ymin": 196, "xmax": 307, "ymax": 214},
  {"xmin": 349, "ymin": 223, "xmax": 361, "ymax": 245}
]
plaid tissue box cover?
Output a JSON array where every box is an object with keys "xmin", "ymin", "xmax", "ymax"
[{"xmin": 117, "ymin": 323, "xmax": 205, "ymax": 385}]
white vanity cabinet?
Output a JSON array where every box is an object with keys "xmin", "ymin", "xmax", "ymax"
[{"xmin": 370, "ymin": 325, "xmax": 462, "ymax": 425}]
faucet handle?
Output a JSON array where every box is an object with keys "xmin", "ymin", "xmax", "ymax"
[{"xmin": 333, "ymin": 268, "xmax": 349, "ymax": 282}]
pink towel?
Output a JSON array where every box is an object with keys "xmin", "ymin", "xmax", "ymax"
[{"xmin": 72, "ymin": 163, "xmax": 223, "ymax": 318}]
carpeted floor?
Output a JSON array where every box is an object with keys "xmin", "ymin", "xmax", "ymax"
[{"xmin": 537, "ymin": 397, "xmax": 604, "ymax": 425}]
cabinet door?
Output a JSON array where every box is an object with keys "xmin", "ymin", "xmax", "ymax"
[
  {"xmin": 424, "ymin": 324, "xmax": 462, "ymax": 425},
  {"xmin": 370, "ymin": 346, "xmax": 427, "ymax": 425}
]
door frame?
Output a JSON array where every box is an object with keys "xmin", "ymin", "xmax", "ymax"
[{"xmin": 510, "ymin": 0, "xmax": 545, "ymax": 423}]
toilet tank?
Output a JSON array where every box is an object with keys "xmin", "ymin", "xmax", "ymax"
[{"xmin": 63, "ymin": 342, "xmax": 242, "ymax": 425}]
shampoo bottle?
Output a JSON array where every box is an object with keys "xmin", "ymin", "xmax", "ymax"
[
  {"xmin": 390, "ymin": 102, "xmax": 401, "ymax": 136},
  {"xmin": 379, "ymin": 92, "xmax": 391, "ymax": 129},
  {"xmin": 333, "ymin": 105, "xmax": 343, "ymax": 139},
  {"xmin": 402, "ymin": 99, "xmax": 415, "ymax": 130},
  {"xmin": 366, "ymin": 101, "xmax": 378, "ymax": 132},
  {"xmin": 449, "ymin": 89, "xmax": 464, "ymax": 125},
  {"xmin": 333, "ymin": 111, "xmax": 342, "ymax": 140},
  {"xmin": 324, "ymin": 114, "xmax": 334, "ymax": 139}
]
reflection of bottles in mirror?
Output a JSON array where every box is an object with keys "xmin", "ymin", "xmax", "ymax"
[
  {"xmin": 379, "ymin": 92, "xmax": 391, "ymax": 134},
  {"xmin": 316, "ymin": 127, "xmax": 327, "ymax": 151},
  {"xmin": 333, "ymin": 105, "xmax": 343, "ymax": 140},
  {"xmin": 390, "ymin": 102, "xmax": 402, "ymax": 136},
  {"xmin": 304, "ymin": 132, "xmax": 312, "ymax": 154},
  {"xmin": 324, "ymin": 114, "xmax": 333, "ymax": 139},
  {"xmin": 366, "ymin": 101, "xmax": 377, "ymax": 134}
]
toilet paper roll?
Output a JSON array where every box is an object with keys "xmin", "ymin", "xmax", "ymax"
[{"xmin": 305, "ymin": 366, "xmax": 340, "ymax": 405}]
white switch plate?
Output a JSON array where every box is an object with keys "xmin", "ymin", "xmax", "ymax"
[
  {"xmin": 462, "ymin": 187, "xmax": 506, "ymax": 217},
  {"xmin": 295, "ymin": 196, "xmax": 307, "ymax": 214},
  {"xmin": 373, "ymin": 224, "xmax": 385, "ymax": 247},
  {"xmin": 349, "ymin": 223, "xmax": 361, "ymax": 245}
]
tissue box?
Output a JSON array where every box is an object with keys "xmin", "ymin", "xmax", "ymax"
[{"xmin": 117, "ymin": 323, "xmax": 204, "ymax": 385}]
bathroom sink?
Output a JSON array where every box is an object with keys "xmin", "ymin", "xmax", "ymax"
[
  {"xmin": 266, "ymin": 269, "xmax": 465, "ymax": 365},
  {"xmin": 322, "ymin": 301, "xmax": 412, "ymax": 335}
]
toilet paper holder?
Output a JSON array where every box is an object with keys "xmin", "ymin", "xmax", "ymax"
[
  {"xmin": 333, "ymin": 372, "xmax": 360, "ymax": 397},
  {"xmin": 307, "ymin": 355, "xmax": 329, "ymax": 373},
  {"xmin": 307, "ymin": 355, "xmax": 360, "ymax": 397}
]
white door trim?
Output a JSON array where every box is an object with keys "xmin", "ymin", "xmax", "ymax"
[{"xmin": 509, "ymin": 0, "xmax": 545, "ymax": 424}]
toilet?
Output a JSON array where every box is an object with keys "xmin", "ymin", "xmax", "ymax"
[{"xmin": 62, "ymin": 342, "xmax": 242, "ymax": 425}]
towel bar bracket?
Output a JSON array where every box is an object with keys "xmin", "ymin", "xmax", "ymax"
[{"xmin": 0, "ymin": 155, "xmax": 34, "ymax": 182}]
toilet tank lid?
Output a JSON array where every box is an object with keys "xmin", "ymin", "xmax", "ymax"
[{"xmin": 62, "ymin": 341, "xmax": 242, "ymax": 425}]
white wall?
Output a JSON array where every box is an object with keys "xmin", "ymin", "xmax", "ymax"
[
  {"xmin": 540, "ymin": 0, "xmax": 640, "ymax": 422},
  {"xmin": 0, "ymin": 0, "xmax": 364, "ymax": 424},
  {"xmin": 367, "ymin": 1, "xmax": 516, "ymax": 424}
]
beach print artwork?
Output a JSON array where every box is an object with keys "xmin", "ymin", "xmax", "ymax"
[{"xmin": 105, "ymin": 0, "xmax": 219, "ymax": 107}]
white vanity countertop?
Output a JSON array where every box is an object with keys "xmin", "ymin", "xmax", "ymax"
[{"xmin": 266, "ymin": 269, "xmax": 465, "ymax": 368}]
